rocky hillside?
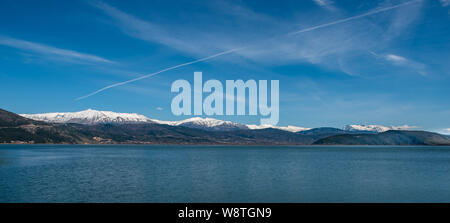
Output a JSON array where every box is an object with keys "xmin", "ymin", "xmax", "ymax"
[{"xmin": 0, "ymin": 109, "xmax": 95, "ymax": 144}]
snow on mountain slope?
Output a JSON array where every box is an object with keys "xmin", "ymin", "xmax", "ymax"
[
  {"xmin": 20, "ymin": 109, "xmax": 310, "ymax": 132},
  {"xmin": 20, "ymin": 109, "xmax": 152, "ymax": 125},
  {"xmin": 153, "ymin": 117, "xmax": 309, "ymax": 132},
  {"xmin": 21, "ymin": 109, "xmax": 252, "ymax": 130},
  {"xmin": 152, "ymin": 117, "xmax": 250, "ymax": 131},
  {"xmin": 247, "ymin": 124, "xmax": 310, "ymax": 132},
  {"xmin": 343, "ymin": 124, "xmax": 418, "ymax": 133},
  {"xmin": 20, "ymin": 109, "xmax": 418, "ymax": 134},
  {"xmin": 169, "ymin": 117, "xmax": 248, "ymax": 131}
]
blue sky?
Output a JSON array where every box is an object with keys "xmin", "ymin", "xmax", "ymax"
[{"xmin": 0, "ymin": 0, "xmax": 449, "ymax": 133}]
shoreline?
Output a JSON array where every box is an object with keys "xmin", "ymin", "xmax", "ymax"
[{"xmin": 1, "ymin": 143, "xmax": 450, "ymax": 147}]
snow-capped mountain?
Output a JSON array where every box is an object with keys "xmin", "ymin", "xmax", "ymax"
[
  {"xmin": 153, "ymin": 117, "xmax": 248, "ymax": 131},
  {"xmin": 21, "ymin": 109, "xmax": 419, "ymax": 134},
  {"xmin": 20, "ymin": 109, "xmax": 308, "ymax": 132},
  {"xmin": 153, "ymin": 117, "xmax": 308, "ymax": 132},
  {"xmin": 343, "ymin": 124, "xmax": 417, "ymax": 133},
  {"xmin": 247, "ymin": 124, "xmax": 310, "ymax": 132},
  {"xmin": 20, "ymin": 109, "xmax": 152, "ymax": 125}
]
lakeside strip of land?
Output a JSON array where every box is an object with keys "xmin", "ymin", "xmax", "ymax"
[{"xmin": 2, "ymin": 108, "xmax": 450, "ymax": 146}]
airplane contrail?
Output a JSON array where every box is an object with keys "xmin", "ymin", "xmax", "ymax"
[
  {"xmin": 286, "ymin": 0, "xmax": 421, "ymax": 36},
  {"xmin": 75, "ymin": 0, "xmax": 421, "ymax": 101},
  {"xmin": 75, "ymin": 48, "xmax": 243, "ymax": 100}
]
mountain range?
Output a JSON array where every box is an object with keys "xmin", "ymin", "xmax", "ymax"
[
  {"xmin": 20, "ymin": 109, "xmax": 412, "ymax": 133},
  {"xmin": 1, "ymin": 108, "xmax": 449, "ymax": 145},
  {"xmin": 20, "ymin": 109, "xmax": 314, "ymax": 132}
]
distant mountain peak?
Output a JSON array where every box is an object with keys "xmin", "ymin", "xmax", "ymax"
[
  {"xmin": 343, "ymin": 124, "xmax": 418, "ymax": 133},
  {"xmin": 173, "ymin": 117, "xmax": 248, "ymax": 131},
  {"xmin": 178, "ymin": 117, "xmax": 235, "ymax": 126},
  {"xmin": 247, "ymin": 124, "xmax": 310, "ymax": 132}
]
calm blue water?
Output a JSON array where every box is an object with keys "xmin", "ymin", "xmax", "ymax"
[{"xmin": 1, "ymin": 145, "xmax": 450, "ymax": 202}]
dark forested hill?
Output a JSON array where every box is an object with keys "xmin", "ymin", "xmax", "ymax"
[
  {"xmin": 0, "ymin": 108, "xmax": 95, "ymax": 143},
  {"xmin": 0, "ymin": 108, "xmax": 36, "ymax": 127},
  {"xmin": 314, "ymin": 130, "xmax": 450, "ymax": 145}
]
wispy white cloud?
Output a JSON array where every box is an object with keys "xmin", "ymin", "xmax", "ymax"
[
  {"xmin": 89, "ymin": 0, "xmax": 249, "ymax": 56},
  {"xmin": 77, "ymin": 0, "xmax": 425, "ymax": 100},
  {"xmin": 156, "ymin": 107, "xmax": 164, "ymax": 111},
  {"xmin": 0, "ymin": 35, "xmax": 113, "ymax": 64},
  {"xmin": 313, "ymin": 0, "xmax": 332, "ymax": 7},
  {"xmin": 89, "ymin": 0, "xmax": 423, "ymax": 67},
  {"xmin": 440, "ymin": 0, "xmax": 450, "ymax": 7},
  {"xmin": 89, "ymin": 1, "xmax": 195, "ymax": 52},
  {"xmin": 440, "ymin": 0, "xmax": 450, "ymax": 14},
  {"xmin": 370, "ymin": 52, "xmax": 427, "ymax": 75},
  {"xmin": 207, "ymin": 0, "xmax": 280, "ymax": 24},
  {"xmin": 312, "ymin": 0, "xmax": 338, "ymax": 11},
  {"xmin": 234, "ymin": 0, "xmax": 424, "ymax": 72},
  {"xmin": 385, "ymin": 54, "xmax": 408, "ymax": 63}
]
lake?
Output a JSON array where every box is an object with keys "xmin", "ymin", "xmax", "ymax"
[{"xmin": 1, "ymin": 145, "xmax": 450, "ymax": 202}]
